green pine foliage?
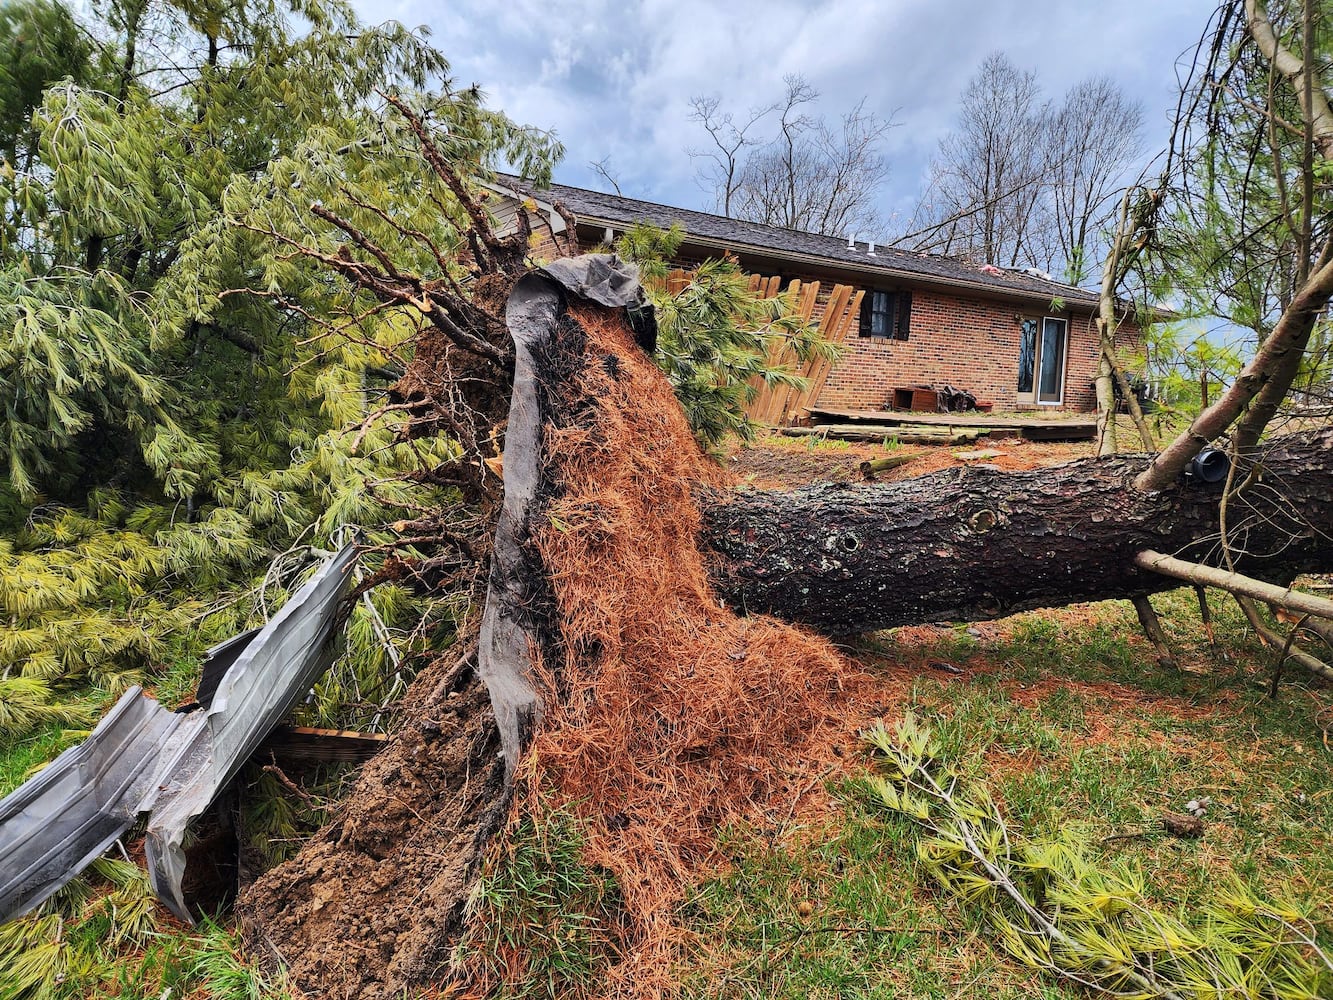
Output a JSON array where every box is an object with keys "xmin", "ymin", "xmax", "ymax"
[
  {"xmin": 0, "ymin": 862, "xmax": 286, "ymax": 1000},
  {"xmin": 0, "ymin": 0, "xmax": 560, "ymax": 741},
  {"xmin": 616, "ymin": 223, "xmax": 841, "ymax": 449},
  {"xmin": 862, "ymin": 713, "xmax": 1332, "ymax": 1000}
]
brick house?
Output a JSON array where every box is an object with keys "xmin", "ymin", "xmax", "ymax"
[{"xmin": 491, "ymin": 176, "xmax": 1143, "ymax": 415}]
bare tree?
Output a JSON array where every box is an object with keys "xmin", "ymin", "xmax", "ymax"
[
  {"xmin": 903, "ymin": 55, "xmax": 1146, "ymax": 282},
  {"xmin": 588, "ymin": 155, "xmax": 623, "ymax": 196},
  {"xmin": 687, "ymin": 75, "xmax": 894, "ymax": 236},
  {"xmin": 686, "ymin": 94, "xmax": 776, "ymax": 218},
  {"xmin": 911, "ymin": 53, "xmax": 1051, "ymax": 268},
  {"xmin": 1047, "ymin": 77, "xmax": 1147, "ymax": 283}
]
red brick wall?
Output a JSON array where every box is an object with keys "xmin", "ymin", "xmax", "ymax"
[
  {"xmin": 815, "ymin": 289, "xmax": 1130, "ymax": 413},
  {"xmin": 810, "ymin": 289, "xmax": 1146, "ymax": 416}
]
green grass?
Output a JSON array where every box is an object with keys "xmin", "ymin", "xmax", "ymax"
[
  {"xmin": 803, "ymin": 434, "xmax": 853, "ymax": 452},
  {"xmin": 0, "ymin": 721, "xmax": 87, "ymax": 796},
  {"xmin": 681, "ymin": 587, "xmax": 1332, "ymax": 997},
  {"xmin": 680, "ymin": 805, "xmax": 1082, "ymax": 999},
  {"xmin": 461, "ymin": 809, "xmax": 625, "ymax": 998}
]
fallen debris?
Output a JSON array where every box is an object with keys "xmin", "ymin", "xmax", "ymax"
[
  {"xmin": 0, "ymin": 687, "xmax": 181, "ymax": 922},
  {"xmin": 1162, "ymin": 812, "xmax": 1206, "ymax": 838},
  {"xmin": 0, "ymin": 544, "xmax": 357, "ymax": 925},
  {"xmin": 145, "ymin": 544, "xmax": 357, "ymax": 921},
  {"xmin": 858, "ymin": 454, "xmax": 919, "ymax": 480}
]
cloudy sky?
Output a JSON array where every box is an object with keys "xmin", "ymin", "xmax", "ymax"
[{"xmin": 366, "ymin": 0, "xmax": 1218, "ymax": 238}]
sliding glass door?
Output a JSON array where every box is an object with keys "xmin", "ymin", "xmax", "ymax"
[{"xmin": 1016, "ymin": 316, "xmax": 1067, "ymax": 405}]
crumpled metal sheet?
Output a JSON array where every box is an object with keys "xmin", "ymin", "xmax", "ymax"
[
  {"xmin": 0, "ymin": 687, "xmax": 182, "ymax": 923},
  {"xmin": 538, "ymin": 254, "xmax": 657, "ymax": 352},
  {"xmin": 481, "ymin": 255, "xmax": 654, "ymax": 780},
  {"xmin": 0, "ymin": 544, "xmax": 356, "ymax": 926},
  {"xmin": 144, "ymin": 543, "xmax": 357, "ymax": 921},
  {"xmin": 193, "ymin": 627, "xmax": 261, "ymax": 709}
]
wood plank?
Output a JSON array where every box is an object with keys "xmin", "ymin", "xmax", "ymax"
[
  {"xmin": 802, "ymin": 287, "xmax": 860, "ymax": 415},
  {"xmin": 258, "ymin": 725, "xmax": 390, "ymax": 764},
  {"xmin": 807, "ymin": 406, "xmax": 1097, "ymax": 441},
  {"xmin": 766, "ymin": 280, "xmax": 831, "ymax": 424},
  {"xmin": 798, "ymin": 281, "xmax": 821, "ymax": 321},
  {"xmin": 778, "ymin": 425, "xmax": 991, "ymax": 445}
]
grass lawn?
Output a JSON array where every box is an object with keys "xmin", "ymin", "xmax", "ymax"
[
  {"xmin": 676, "ymin": 587, "xmax": 1331, "ymax": 998},
  {"xmin": 2, "ymin": 433, "xmax": 1330, "ymax": 999}
]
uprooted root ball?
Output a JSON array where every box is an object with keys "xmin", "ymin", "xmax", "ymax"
[{"xmin": 476, "ymin": 303, "xmax": 862, "ymax": 996}]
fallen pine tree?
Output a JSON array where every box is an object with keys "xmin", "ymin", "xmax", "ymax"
[
  {"xmin": 235, "ymin": 256, "xmax": 1333, "ymax": 998},
  {"xmin": 213, "ymin": 4, "xmax": 1333, "ymax": 990},
  {"xmin": 701, "ymin": 429, "xmax": 1333, "ymax": 635}
]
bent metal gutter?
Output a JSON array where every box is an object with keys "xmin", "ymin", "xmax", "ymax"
[
  {"xmin": 0, "ymin": 543, "xmax": 356, "ymax": 925},
  {"xmin": 144, "ymin": 542, "xmax": 357, "ymax": 921},
  {"xmin": 0, "ymin": 687, "xmax": 182, "ymax": 922}
]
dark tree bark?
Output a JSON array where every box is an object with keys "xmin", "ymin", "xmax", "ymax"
[{"xmin": 701, "ymin": 430, "xmax": 1333, "ymax": 635}]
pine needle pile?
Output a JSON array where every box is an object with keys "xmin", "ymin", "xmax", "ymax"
[
  {"xmin": 863, "ymin": 713, "xmax": 1333, "ymax": 1000},
  {"xmin": 478, "ymin": 301, "xmax": 863, "ymax": 995}
]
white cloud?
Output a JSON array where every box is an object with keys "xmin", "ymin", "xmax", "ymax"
[{"xmin": 361, "ymin": 0, "xmax": 1215, "ymax": 234}]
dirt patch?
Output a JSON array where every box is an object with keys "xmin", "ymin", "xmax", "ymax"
[
  {"xmin": 725, "ymin": 433, "xmax": 1093, "ymax": 491},
  {"xmin": 236, "ymin": 657, "xmax": 509, "ymax": 1000},
  {"xmin": 723, "ymin": 441, "xmax": 879, "ymax": 489}
]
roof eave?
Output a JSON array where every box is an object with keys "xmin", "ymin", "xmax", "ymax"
[{"xmin": 573, "ymin": 214, "xmax": 1100, "ymax": 310}]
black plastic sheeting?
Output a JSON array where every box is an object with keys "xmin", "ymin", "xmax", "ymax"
[
  {"xmin": 0, "ymin": 544, "xmax": 356, "ymax": 924},
  {"xmin": 479, "ymin": 254, "xmax": 652, "ymax": 780}
]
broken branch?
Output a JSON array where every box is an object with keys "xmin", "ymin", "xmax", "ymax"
[{"xmin": 1134, "ymin": 549, "xmax": 1333, "ymax": 623}]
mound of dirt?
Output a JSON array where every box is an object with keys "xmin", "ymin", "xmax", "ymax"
[{"xmin": 237, "ymin": 657, "xmax": 508, "ymax": 998}]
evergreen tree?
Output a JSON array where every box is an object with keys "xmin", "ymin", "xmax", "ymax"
[{"xmin": 0, "ymin": 0, "xmax": 560, "ymax": 735}]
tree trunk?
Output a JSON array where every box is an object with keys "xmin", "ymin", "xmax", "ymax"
[
  {"xmin": 237, "ymin": 258, "xmax": 1333, "ymax": 999},
  {"xmin": 701, "ymin": 429, "xmax": 1333, "ymax": 634}
]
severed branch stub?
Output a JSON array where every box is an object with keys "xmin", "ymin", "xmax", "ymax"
[
  {"xmin": 858, "ymin": 453, "xmax": 917, "ymax": 481},
  {"xmin": 1131, "ymin": 595, "xmax": 1177, "ymax": 671}
]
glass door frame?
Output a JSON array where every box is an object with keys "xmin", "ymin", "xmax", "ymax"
[{"xmin": 1016, "ymin": 315, "xmax": 1069, "ymax": 407}]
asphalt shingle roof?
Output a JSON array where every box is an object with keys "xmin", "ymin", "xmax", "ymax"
[{"xmin": 500, "ymin": 174, "xmax": 1100, "ymax": 308}]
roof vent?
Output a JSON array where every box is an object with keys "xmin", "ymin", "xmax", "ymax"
[
  {"xmin": 847, "ymin": 233, "xmax": 857, "ymax": 251},
  {"xmin": 867, "ymin": 240, "xmax": 877, "ymax": 256}
]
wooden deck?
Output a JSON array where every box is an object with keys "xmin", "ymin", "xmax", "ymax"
[{"xmin": 807, "ymin": 407, "xmax": 1098, "ymax": 442}]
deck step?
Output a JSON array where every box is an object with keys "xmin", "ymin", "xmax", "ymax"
[{"xmin": 804, "ymin": 407, "xmax": 1097, "ymax": 442}]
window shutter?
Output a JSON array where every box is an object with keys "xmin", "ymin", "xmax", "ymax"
[
  {"xmin": 895, "ymin": 290, "xmax": 912, "ymax": 341},
  {"xmin": 858, "ymin": 291, "xmax": 872, "ymax": 337}
]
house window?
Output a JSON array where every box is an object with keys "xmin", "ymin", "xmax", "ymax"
[{"xmin": 858, "ymin": 289, "xmax": 911, "ymax": 340}]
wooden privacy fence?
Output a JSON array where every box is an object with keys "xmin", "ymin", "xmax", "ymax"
[
  {"xmin": 743, "ymin": 273, "xmax": 863, "ymax": 426},
  {"xmin": 660, "ymin": 270, "xmax": 862, "ymax": 426}
]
